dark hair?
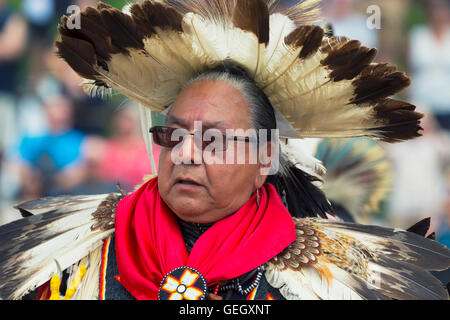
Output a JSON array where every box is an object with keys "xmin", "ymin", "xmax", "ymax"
[{"xmin": 185, "ymin": 62, "xmax": 277, "ymax": 142}]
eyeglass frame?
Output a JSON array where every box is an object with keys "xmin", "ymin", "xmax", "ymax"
[{"xmin": 149, "ymin": 125, "xmax": 258, "ymax": 151}]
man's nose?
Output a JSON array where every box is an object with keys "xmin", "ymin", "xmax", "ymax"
[{"xmin": 178, "ymin": 134, "xmax": 202, "ymax": 164}]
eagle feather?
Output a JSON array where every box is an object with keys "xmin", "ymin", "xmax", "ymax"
[
  {"xmin": 55, "ymin": 0, "xmax": 422, "ymax": 142},
  {"xmin": 266, "ymin": 217, "xmax": 450, "ymax": 300}
]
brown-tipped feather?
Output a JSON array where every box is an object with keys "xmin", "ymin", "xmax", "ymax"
[
  {"xmin": 55, "ymin": 35, "xmax": 100, "ymax": 80},
  {"xmin": 129, "ymin": 4, "xmax": 156, "ymax": 37},
  {"xmin": 57, "ymin": 2, "xmax": 186, "ymax": 70},
  {"xmin": 377, "ymin": 124, "xmax": 423, "ymax": 143},
  {"xmin": 352, "ymin": 65, "xmax": 411, "ymax": 104},
  {"xmin": 99, "ymin": 7, "xmax": 145, "ymax": 51},
  {"xmin": 369, "ymin": 99, "xmax": 423, "ymax": 142},
  {"xmin": 232, "ymin": 0, "xmax": 270, "ymax": 44},
  {"xmin": 374, "ymin": 99, "xmax": 423, "ymax": 124},
  {"xmin": 131, "ymin": 1, "xmax": 183, "ymax": 34},
  {"xmin": 321, "ymin": 39, "xmax": 377, "ymax": 81},
  {"xmin": 285, "ymin": 25, "xmax": 324, "ymax": 59},
  {"xmin": 59, "ymin": 9, "xmax": 118, "ymax": 61}
]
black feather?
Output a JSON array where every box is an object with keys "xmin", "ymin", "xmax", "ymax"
[
  {"xmin": 407, "ymin": 217, "xmax": 431, "ymax": 237},
  {"xmin": 267, "ymin": 156, "xmax": 334, "ymax": 219},
  {"xmin": 329, "ymin": 201, "xmax": 356, "ymax": 222}
]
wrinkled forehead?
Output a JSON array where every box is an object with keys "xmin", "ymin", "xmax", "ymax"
[{"xmin": 166, "ymin": 80, "xmax": 252, "ymax": 131}]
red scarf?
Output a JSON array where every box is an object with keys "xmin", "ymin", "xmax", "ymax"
[{"xmin": 115, "ymin": 177, "xmax": 296, "ymax": 300}]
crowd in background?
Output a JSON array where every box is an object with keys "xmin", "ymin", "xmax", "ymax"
[
  {"xmin": 0, "ymin": 0, "xmax": 153, "ymax": 225},
  {"xmin": 0, "ymin": 0, "xmax": 449, "ymax": 252}
]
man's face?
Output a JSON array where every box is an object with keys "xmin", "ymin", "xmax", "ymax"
[{"xmin": 157, "ymin": 80, "xmax": 266, "ymax": 223}]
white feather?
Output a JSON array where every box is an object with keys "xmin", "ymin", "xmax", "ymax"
[
  {"xmin": 72, "ymin": 244, "xmax": 104, "ymax": 300},
  {"xmin": 280, "ymin": 138, "xmax": 325, "ymax": 180},
  {"xmin": 0, "ymin": 194, "xmax": 115, "ymax": 299},
  {"xmin": 265, "ymin": 265, "xmax": 320, "ymax": 300}
]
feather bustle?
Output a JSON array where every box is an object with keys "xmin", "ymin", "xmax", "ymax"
[
  {"xmin": 267, "ymin": 217, "xmax": 450, "ymax": 300},
  {"xmin": 0, "ymin": 194, "xmax": 119, "ymax": 299}
]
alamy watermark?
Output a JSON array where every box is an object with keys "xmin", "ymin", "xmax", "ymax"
[
  {"xmin": 66, "ymin": 5, "xmax": 81, "ymax": 30},
  {"xmin": 367, "ymin": 5, "xmax": 382, "ymax": 30}
]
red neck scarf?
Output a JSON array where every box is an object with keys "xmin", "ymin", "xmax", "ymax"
[{"xmin": 115, "ymin": 177, "xmax": 296, "ymax": 300}]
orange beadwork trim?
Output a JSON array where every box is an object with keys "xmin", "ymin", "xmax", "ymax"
[{"xmin": 99, "ymin": 237, "xmax": 111, "ymax": 300}]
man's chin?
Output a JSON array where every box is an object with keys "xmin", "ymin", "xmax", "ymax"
[
  {"xmin": 172, "ymin": 209, "xmax": 212, "ymax": 223},
  {"xmin": 165, "ymin": 197, "xmax": 206, "ymax": 219}
]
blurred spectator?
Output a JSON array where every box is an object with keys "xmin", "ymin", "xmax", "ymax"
[
  {"xmin": 64, "ymin": 136, "xmax": 118, "ymax": 195},
  {"xmin": 0, "ymin": 0, "xmax": 28, "ymax": 152},
  {"xmin": 41, "ymin": 43, "xmax": 111, "ymax": 135},
  {"xmin": 386, "ymin": 111, "xmax": 450, "ymax": 229},
  {"xmin": 84, "ymin": 104, "xmax": 153, "ymax": 192},
  {"xmin": 0, "ymin": 0, "xmax": 27, "ymax": 94},
  {"xmin": 13, "ymin": 95, "xmax": 87, "ymax": 200},
  {"xmin": 21, "ymin": 0, "xmax": 75, "ymax": 44},
  {"xmin": 22, "ymin": 0, "xmax": 55, "ymax": 36},
  {"xmin": 408, "ymin": 0, "xmax": 450, "ymax": 130},
  {"xmin": 322, "ymin": 0, "xmax": 378, "ymax": 48}
]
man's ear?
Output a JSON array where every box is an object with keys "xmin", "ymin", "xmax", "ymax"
[{"xmin": 254, "ymin": 141, "xmax": 274, "ymax": 189}]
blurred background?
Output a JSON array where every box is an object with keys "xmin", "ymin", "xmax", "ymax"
[{"xmin": 0, "ymin": 0, "xmax": 449, "ymax": 255}]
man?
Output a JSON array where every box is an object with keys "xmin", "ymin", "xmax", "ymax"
[{"xmin": 0, "ymin": 0, "xmax": 449, "ymax": 300}]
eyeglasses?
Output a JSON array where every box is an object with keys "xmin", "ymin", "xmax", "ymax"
[{"xmin": 149, "ymin": 126, "xmax": 255, "ymax": 151}]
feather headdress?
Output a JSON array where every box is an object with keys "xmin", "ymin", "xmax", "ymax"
[{"xmin": 56, "ymin": 0, "xmax": 423, "ymax": 143}]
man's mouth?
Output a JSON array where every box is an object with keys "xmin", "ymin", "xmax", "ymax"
[{"xmin": 176, "ymin": 179, "xmax": 202, "ymax": 186}]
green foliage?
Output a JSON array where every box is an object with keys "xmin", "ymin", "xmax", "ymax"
[
  {"xmin": 406, "ymin": 1, "xmax": 428, "ymax": 31},
  {"xmin": 6, "ymin": 0, "xmax": 129, "ymax": 11},
  {"xmin": 102, "ymin": 0, "xmax": 130, "ymax": 10},
  {"xmin": 7, "ymin": 0, "xmax": 22, "ymax": 10}
]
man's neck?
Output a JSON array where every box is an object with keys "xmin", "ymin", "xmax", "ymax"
[{"xmin": 177, "ymin": 218, "xmax": 214, "ymax": 253}]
